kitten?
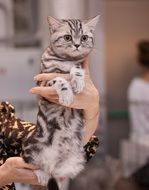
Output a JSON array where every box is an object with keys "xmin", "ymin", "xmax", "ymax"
[{"xmin": 22, "ymin": 15, "xmax": 99, "ymax": 190}]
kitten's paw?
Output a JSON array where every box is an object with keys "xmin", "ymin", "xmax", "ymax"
[
  {"xmin": 70, "ymin": 68, "xmax": 85, "ymax": 93},
  {"xmin": 48, "ymin": 77, "xmax": 74, "ymax": 106},
  {"xmin": 71, "ymin": 77, "xmax": 85, "ymax": 94},
  {"xmin": 34, "ymin": 170, "xmax": 49, "ymax": 186},
  {"xmin": 59, "ymin": 88, "xmax": 73, "ymax": 106}
]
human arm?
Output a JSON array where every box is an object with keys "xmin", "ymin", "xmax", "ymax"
[
  {"xmin": 30, "ymin": 59, "xmax": 99, "ymax": 145},
  {"xmin": 0, "ymin": 59, "xmax": 99, "ymax": 188},
  {"xmin": 0, "ymin": 157, "xmax": 39, "ymax": 187}
]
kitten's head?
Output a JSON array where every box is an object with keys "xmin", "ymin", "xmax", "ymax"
[{"xmin": 47, "ymin": 16, "xmax": 100, "ymax": 60}]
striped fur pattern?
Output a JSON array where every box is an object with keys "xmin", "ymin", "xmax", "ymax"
[
  {"xmin": 0, "ymin": 101, "xmax": 99, "ymax": 190},
  {"xmin": 22, "ymin": 16, "xmax": 99, "ymax": 189}
]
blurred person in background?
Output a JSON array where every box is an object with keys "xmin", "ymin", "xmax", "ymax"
[
  {"xmin": 115, "ymin": 161, "xmax": 149, "ymax": 190},
  {"xmin": 127, "ymin": 40, "xmax": 149, "ymax": 147}
]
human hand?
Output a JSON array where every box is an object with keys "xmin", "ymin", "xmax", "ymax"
[
  {"xmin": 30, "ymin": 58, "xmax": 99, "ymax": 144},
  {"xmin": 30, "ymin": 59, "xmax": 99, "ymax": 119},
  {"xmin": 1, "ymin": 157, "xmax": 39, "ymax": 185}
]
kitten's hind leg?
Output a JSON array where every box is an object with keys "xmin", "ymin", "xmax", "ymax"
[
  {"xmin": 34, "ymin": 170, "xmax": 49, "ymax": 186},
  {"xmin": 47, "ymin": 77, "xmax": 73, "ymax": 106}
]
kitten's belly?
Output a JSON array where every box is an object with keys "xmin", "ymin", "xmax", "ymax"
[
  {"xmin": 35, "ymin": 145, "xmax": 59, "ymax": 172},
  {"xmin": 32, "ymin": 134, "xmax": 85, "ymax": 177}
]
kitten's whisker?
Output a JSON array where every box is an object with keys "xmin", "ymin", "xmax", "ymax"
[{"xmin": 22, "ymin": 17, "xmax": 99, "ymax": 188}]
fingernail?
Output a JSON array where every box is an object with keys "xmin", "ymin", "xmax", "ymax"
[{"xmin": 29, "ymin": 88, "xmax": 35, "ymax": 93}]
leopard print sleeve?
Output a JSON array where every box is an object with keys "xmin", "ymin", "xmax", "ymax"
[
  {"xmin": 84, "ymin": 136, "xmax": 99, "ymax": 162},
  {"xmin": 0, "ymin": 102, "xmax": 36, "ymax": 190},
  {"xmin": 0, "ymin": 134, "xmax": 16, "ymax": 190},
  {"xmin": 0, "ymin": 102, "xmax": 99, "ymax": 190}
]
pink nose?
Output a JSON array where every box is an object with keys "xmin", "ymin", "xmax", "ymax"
[{"xmin": 74, "ymin": 44, "xmax": 80, "ymax": 49}]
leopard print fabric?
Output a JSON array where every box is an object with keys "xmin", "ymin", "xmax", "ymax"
[{"xmin": 0, "ymin": 102, "xmax": 99, "ymax": 190}]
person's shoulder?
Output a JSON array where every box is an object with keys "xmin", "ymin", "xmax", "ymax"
[
  {"xmin": 129, "ymin": 77, "xmax": 145, "ymax": 88},
  {"xmin": 127, "ymin": 77, "xmax": 149, "ymax": 101}
]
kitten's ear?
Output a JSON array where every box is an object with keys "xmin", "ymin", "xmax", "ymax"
[
  {"xmin": 85, "ymin": 15, "xmax": 100, "ymax": 32},
  {"xmin": 47, "ymin": 16, "xmax": 61, "ymax": 32}
]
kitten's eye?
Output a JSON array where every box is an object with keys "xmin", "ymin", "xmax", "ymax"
[
  {"xmin": 81, "ymin": 35, "xmax": 88, "ymax": 42},
  {"xmin": 64, "ymin": 35, "xmax": 72, "ymax": 42}
]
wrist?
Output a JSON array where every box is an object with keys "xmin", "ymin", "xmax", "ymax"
[{"xmin": 84, "ymin": 105, "xmax": 99, "ymax": 120}]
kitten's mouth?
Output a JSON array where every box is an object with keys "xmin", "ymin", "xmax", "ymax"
[{"xmin": 73, "ymin": 49, "xmax": 80, "ymax": 52}]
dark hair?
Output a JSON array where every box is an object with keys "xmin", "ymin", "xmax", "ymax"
[{"xmin": 138, "ymin": 40, "xmax": 149, "ymax": 68}]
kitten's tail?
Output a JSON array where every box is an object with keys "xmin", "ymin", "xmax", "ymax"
[{"xmin": 48, "ymin": 178, "xmax": 59, "ymax": 190}]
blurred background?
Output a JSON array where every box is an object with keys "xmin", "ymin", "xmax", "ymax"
[{"xmin": 0, "ymin": 0, "xmax": 149, "ymax": 190}]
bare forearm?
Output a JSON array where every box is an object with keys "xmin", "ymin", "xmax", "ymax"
[
  {"xmin": 83, "ymin": 106, "xmax": 99, "ymax": 145},
  {"xmin": 0, "ymin": 164, "xmax": 11, "ymax": 187}
]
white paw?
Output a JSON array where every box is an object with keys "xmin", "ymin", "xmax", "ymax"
[
  {"xmin": 34, "ymin": 170, "xmax": 49, "ymax": 186},
  {"xmin": 59, "ymin": 89, "xmax": 73, "ymax": 106},
  {"xmin": 71, "ymin": 78, "xmax": 85, "ymax": 94},
  {"xmin": 50, "ymin": 77, "xmax": 74, "ymax": 106},
  {"xmin": 70, "ymin": 68, "xmax": 85, "ymax": 93}
]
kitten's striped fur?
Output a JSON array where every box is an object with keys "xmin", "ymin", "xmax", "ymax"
[{"xmin": 22, "ymin": 16, "xmax": 99, "ymax": 190}]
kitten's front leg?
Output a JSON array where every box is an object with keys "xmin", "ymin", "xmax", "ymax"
[
  {"xmin": 70, "ymin": 64, "xmax": 85, "ymax": 93},
  {"xmin": 47, "ymin": 77, "xmax": 73, "ymax": 106}
]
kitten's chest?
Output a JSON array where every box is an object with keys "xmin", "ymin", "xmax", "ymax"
[
  {"xmin": 51, "ymin": 60, "xmax": 74, "ymax": 72},
  {"xmin": 42, "ymin": 56, "xmax": 75, "ymax": 73}
]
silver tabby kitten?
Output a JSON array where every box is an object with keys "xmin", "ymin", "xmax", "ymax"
[{"xmin": 22, "ymin": 15, "xmax": 99, "ymax": 190}]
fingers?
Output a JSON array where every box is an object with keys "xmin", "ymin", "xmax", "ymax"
[
  {"xmin": 17, "ymin": 159, "xmax": 39, "ymax": 170},
  {"xmin": 17, "ymin": 169, "xmax": 39, "ymax": 184},
  {"xmin": 34, "ymin": 73, "xmax": 70, "ymax": 81},
  {"xmin": 34, "ymin": 59, "xmax": 89, "ymax": 82},
  {"xmin": 30, "ymin": 59, "xmax": 91, "ymax": 103},
  {"xmin": 30, "ymin": 86, "xmax": 57, "ymax": 96},
  {"xmin": 4, "ymin": 157, "xmax": 39, "ymax": 185},
  {"xmin": 30, "ymin": 87, "xmax": 59, "ymax": 103},
  {"xmin": 6, "ymin": 157, "xmax": 39, "ymax": 170}
]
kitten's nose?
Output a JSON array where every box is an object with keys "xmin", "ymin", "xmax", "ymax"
[{"xmin": 74, "ymin": 44, "xmax": 80, "ymax": 49}]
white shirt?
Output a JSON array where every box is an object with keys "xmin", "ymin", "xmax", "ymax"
[{"xmin": 127, "ymin": 77, "xmax": 149, "ymax": 146}]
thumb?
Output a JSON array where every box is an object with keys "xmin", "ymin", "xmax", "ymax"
[
  {"xmin": 30, "ymin": 86, "xmax": 56, "ymax": 96},
  {"xmin": 15, "ymin": 157, "xmax": 39, "ymax": 170}
]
